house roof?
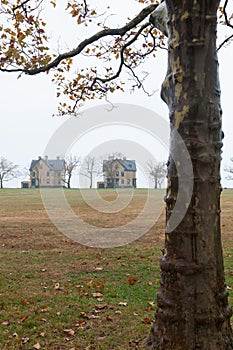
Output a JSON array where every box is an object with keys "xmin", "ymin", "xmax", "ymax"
[
  {"xmin": 29, "ymin": 157, "xmax": 65, "ymax": 171},
  {"xmin": 103, "ymin": 159, "xmax": 136, "ymax": 172}
]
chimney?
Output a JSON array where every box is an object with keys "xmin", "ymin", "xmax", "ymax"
[
  {"xmin": 45, "ymin": 155, "xmax": 48, "ymax": 162},
  {"xmin": 38, "ymin": 156, "xmax": 41, "ymax": 160},
  {"xmin": 57, "ymin": 156, "xmax": 60, "ymax": 160},
  {"xmin": 123, "ymin": 156, "xmax": 127, "ymax": 161}
]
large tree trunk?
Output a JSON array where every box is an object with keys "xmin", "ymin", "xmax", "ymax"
[{"xmin": 147, "ymin": 1, "xmax": 233, "ymax": 349}]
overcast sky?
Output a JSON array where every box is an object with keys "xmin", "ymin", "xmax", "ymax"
[{"xmin": 0, "ymin": 1, "xmax": 233, "ymax": 188}]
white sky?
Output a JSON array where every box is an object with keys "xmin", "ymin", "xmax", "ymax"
[{"xmin": 0, "ymin": 1, "xmax": 233, "ymax": 188}]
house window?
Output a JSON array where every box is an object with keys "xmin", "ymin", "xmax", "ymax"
[
  {"xmin": 47, "ymin": 172, "xmax": 50, "ymax": 177},
  {"xmin": 127, "ymin": 179, "xmax": 131, "ymax": 185},
  {"xmin": 32, "ymin": 171, "xmax": 35, "ymax": 177},
  {"xmin": 46, "ymin": 178, "xmax": 50, "ymax": 184},
  {"xmin": 121, "ymin": 179, "xmax": 124, "ymax": 184},
  {"xmin": 116, "ymin": 171, "xmax": 119, "ymax": 177},
  {"xmin": 121, "ymin": 171, "xmax": 124, "ymax": 177},
  {"xmin": 115, "ymin": 178, "xmax": 119, "ymax": 186}
]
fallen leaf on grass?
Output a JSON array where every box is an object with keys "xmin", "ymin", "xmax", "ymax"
[
  {"xmin": 40, "ymin": 306, "xmax": 51, "ymax": 313},
  {"xmin": 128, "ymin": 278, "xmax": 138, "ymax": 285},
  {"xmin": 54, "ymin": 282, "xmax": 61, "ymax": 290},
  {"xmin": 98, "ymin": 336, "xmax": 107, "ymax": 340},
  {"xmin": 97, "ymin": 297, "xmax": 105, "ymax": 302},
  {"xmin": 94, "ymin": 267, "xmax": 103, "ymax": 271},
  {"xmin": 2, "ymin": 321, "xmax": 10, "ymax": 326},
  {"xmin": 19, "ymin": 315, "xmax": 29, "ymax": 323},
  {"xmin": 118, "ymin": 302, "xmax": 128, "ymax": 307},
  {"xmin": 33, "ymin": 343, "xmax": 41, "ymax": 349},
  {"xmin": 92, "ymin": 292, "xmax": 103, "ymax": 298},
  {"xmin": 143, "ymin": 317, "xmax": 152, "ymax": 324},
  {"xmin": 148, "ymin": 301, "xmax": 155, "ymax": 307},
  {"xmin": 87, "ymin": 280, "xmax": 93, "ymax": 287},
  {"xmin": 75, "ymin": 319, "xmax": 86, "ymax": 328},
  {"xmin": 64, "ymin": 329, "xmax": 75, "ymax": 336},
  {"xmin": 95, "ymin": 304, "xmax": 107, "ymax": 310},
  {"xmin": 21, "ymin": 337, "xmax": 30, "ymax": 344},
  {"xmin": 106, "ymin": 315, "xmax": 113, "ymax": 321},
  {"xmin": 21, "ymin": 299, "xmax": 34, "ymax": 305},
  {"xmin": 80, "ymin": 312, "xmax": 100, "ymax": 319}
]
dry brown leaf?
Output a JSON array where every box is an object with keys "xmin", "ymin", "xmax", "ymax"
[
  {"xmin": 92, "ymin": 292, "xmax": 103, "ymax": 298},
  {"xmin": 95, "ymin": 304, "xmax": 107, "ymax": 310},
  {"xmin": 75, "ymin": 319, "xmax": 86, "ymax": 327},
  {"xmin": 19, "ymin": 315, "xmax": 28, "ymax": 323},
  {"xmin": 143, "ymin": 317, "xmax": 151, "ymax": 324},
  {"xmin": 80, "ymin": 312, "xmax": 100, "ymax": 319},
  {"xmin": 106, "ymin": 315, "xmax": 113, "ymax": 321},
  {"xmin": 128, "ymin": 277, "xmax": 138, "ymax": 285},
  {"xmin": 64, "ymin": 329, "xmax": 75, "ymax": 336},
  {"xmin": 33, "ymin": 343, "xmax": 41, "ymax": 349}
]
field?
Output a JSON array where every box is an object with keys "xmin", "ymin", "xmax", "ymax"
[{"xmin": 0, "ymin": 188, "xmax": 232, "ymax": 350}]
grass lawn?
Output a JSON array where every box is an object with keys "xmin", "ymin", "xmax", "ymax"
[{"xmin": 0, "ymin": 188, "xmax": 232, "ymax": 349}]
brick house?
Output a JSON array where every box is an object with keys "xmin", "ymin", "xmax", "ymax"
[
  {"xmin": 103, "ymin": 157, "xmax": 137, "ymax": 188},
  {"xmin": 29, "ymin": 156, "xmax": 65, "ymax": 188}
]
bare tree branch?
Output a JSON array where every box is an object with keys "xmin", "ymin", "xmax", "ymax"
[{"xmin": 217, "ymin": 0, "xmax": 233, "ymax": 50}]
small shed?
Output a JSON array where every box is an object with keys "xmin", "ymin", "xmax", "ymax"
[
  {"xmin": 97, "ymin": 181, "xmax": 106, "ymax": 189},
  {"xmin": 21, "ymin": 181, "xmax": 31, "ymax": 189}
]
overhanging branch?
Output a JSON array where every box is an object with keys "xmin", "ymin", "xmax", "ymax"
[{"xmin": 0, "ymin": 3, "xmax": 157, "ymax": 75}]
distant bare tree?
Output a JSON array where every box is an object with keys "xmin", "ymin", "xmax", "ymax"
[
  {"xmin": 0, "ymin": 157, "xmax": 19, "ymax": 189},
  {"xmin": 225, "ymin": 157, "xmax": 233, "ymax": 180},
  {"xmin": 64, "ymin": 155, "xmax": 81, "ymax": 189},
  {"xmin": 147, "ymin": 160, "xmax": 166, "ymax": 189},
  {"xmin": 80, "ymin": 156, "xmax": 100, "ymax": 189}
]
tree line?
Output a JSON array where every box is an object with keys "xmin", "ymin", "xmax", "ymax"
[{"xmin": 0, "ymin": 154, "xmax": 168, "ymax": 189}]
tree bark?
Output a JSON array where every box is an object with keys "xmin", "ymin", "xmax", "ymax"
[
  {"xmin": 154, "ymin": 176, "xmax": 158, "ymax": 189},
  {"xmin": 147, "ymin": 1, "xmax": 233, "ymax": 349}
]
